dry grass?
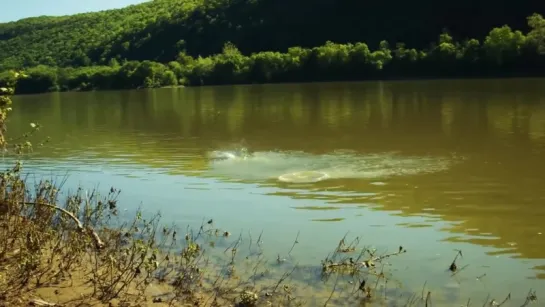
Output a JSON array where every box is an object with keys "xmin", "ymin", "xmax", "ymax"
[{"xmin": 0, "ymin": 86, "xmax": 540, "ymax": 307}]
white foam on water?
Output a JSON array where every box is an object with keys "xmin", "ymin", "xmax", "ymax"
[
  {"xmin": 205, "ymin": 149, "xmax": 460, "ymax": 183},
  {"xmin": 278, "ymin": 171, "xmax": 330, "ymax": 183}
]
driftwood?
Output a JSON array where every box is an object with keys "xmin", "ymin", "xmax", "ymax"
[
  {"xmin": 29, "ymin": 298, "xmax": 59, "ymax": 306},
  {"xmin": 23, "ymin": 202, "xmax": 105, "ymax": 250}
]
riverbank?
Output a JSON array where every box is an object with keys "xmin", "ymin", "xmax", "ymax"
[
  {"xmin": 1, "ymin": 83, "xmax": 542, "ymax": 306},
  {"xmin": 0, "ymin": 87, "xmax": 416, "ymax": 306},
  {"xmin": 7, "ymin": 74, "xmax": 545, "ymax": 98},
  {"xmin": 0, "ymin": 181, "xmax": 414, "ymax": 306},
  {"xmin": 1, "ymin": 12, "xmax": 545, "ymax": 95},
  {"xmin": 0, "ymin": 181, "xmax": 540, "ymax": 307}
]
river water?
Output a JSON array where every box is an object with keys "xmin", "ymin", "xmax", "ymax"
[{"xmin": 7, "ymin": 79, "xmax": 545, "ymax": 305}]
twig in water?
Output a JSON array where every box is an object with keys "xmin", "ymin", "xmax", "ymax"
[
  {"xmin": 223, "ymin": 232, "xmax": 242, "ymax": 254},
  {"xmin": 520, "ymin": 289, "xmax": 537, "ymax": 307},
  {"xmin": 405, "ymin": 292, "xmax": 419, "ymax": 306},
  {"xmin": 476, "ymin": 273, "xmax": 486, "ymax": 281},
  {"xmin": 449, "ymin": 249, "xmax": 463, "ymax": 272},
  {"xmin": 287, "ymin": 230, "xmax": 300, "ymax": 258},
  {"xmin": 421, "ymin": 281, "xmax": 427, "ymax": 300},
  {"xmin": 323, "ymin": 273, "xmax": 340, "ymax": 307},
  {"xmin": 374, "ymin": 263, "xmax": 386, "ymax": 291},
  {"xmin": 358, "ymin": 279, "xmax": 366, "ymax": 292},
  {"xmin": 482, "ymin": 294, "xmax": 490, "ymax": 307},
  {"xmin": 248, "ymin": 229, "xmax": 252, "ymax": 254},
  {"xmin": 497, "ymin": 293, "xmax": 511, "ymax": 306},
  {"xmin": 336, "ymin": 235, "xmax": 360, "ymax": 253},
  {"xmin": 451, "ymin": 264, "xmax": 470, "ymax": 277},
  {"xmin": 272, "ymin": 265, "xmax": 297, "ymax": 293},
  {"xmin": 425, "ymin": 291, "xmax": 432, "ymax": 307},
  {"xmin": 256, "ymin": 230, "xmax": 264, "ymax": 250}
]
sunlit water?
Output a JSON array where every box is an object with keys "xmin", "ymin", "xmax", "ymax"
[
  {"xmin": 206, "ymin": 149, "xmax": 458, "ymax": 182},
  {"xmin": 5, "ymin": 79, "xmax": 545, "ymax": 305}
]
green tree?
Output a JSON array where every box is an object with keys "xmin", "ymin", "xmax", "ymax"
[
  {"xmin": 527, "ymin": 13, "xmax": 545, "ymax": 54},
  {"xmin": 483, "ymin": 25, "xmax": 526, "ymax": 65}
]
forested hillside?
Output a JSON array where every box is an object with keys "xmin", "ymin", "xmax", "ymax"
[{"xmin": 1, "ymin": 0, "xmax": 544, "ymax": 70}]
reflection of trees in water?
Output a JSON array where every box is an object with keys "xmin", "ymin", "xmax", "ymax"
[
  {"xmin": 9, "ymin": 80, "xmax": 545, "ymax": 155},
  {"xmin": 7, "ymin": 80, "xmax": 545, "ymax": 264}
]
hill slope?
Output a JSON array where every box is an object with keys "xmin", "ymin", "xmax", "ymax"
[
  {"xmin": 0, "ymin": 0, "xmax": 194, "ymax": 69},
  {"xmin": 1, "ymin": 0, "xmax": 544, "ymax": 70}
]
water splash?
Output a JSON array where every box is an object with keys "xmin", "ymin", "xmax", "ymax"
[
  {"xmin": 207, "ymin": 147, "xmax": 254, "ymax": 161},
  {"xmin": 205, "ymin": 149, "xmax": 460, "ymax": 183}
]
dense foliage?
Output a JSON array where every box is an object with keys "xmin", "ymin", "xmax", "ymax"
[
  {"xmin": 1, "ymin": 12, "xmax": 545, "ymax": 95},
  {"xmin": 1, "ymin": 0, "xmax": 545, "ymax": 94},
  {"xmin": 1, "ymin": 0, "xmax": 545, "ymax": 69}
]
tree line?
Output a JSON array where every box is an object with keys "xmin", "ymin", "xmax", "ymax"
[
  {"xmin": 1, "ymin": 13, "xmax": 545, "ymax": 94},
  {"xmin": 1, "ymin": 0, "xmax": 544, "ymax": 70}
]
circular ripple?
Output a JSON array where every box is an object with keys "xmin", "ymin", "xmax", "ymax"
[{"xmin": 278, "ymin": 171, "xmax": 330, "ymax": 183}]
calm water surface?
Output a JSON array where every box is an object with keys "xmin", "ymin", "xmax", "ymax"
[{"xmin": 7, "ymin": 79, "xmax": 545, "ymax": 305}]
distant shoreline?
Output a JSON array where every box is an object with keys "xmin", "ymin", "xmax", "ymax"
[
  {"xmin": 6, "ymin": 73, "xmax": 545, "ymax": 97},
  {"xmin": 3, "ymin": 12, "xmax": 545, "ymax": 95}
]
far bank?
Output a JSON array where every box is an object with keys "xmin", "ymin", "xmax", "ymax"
[{"xmin": 2, "ymin": 14, "xmax": 545, "ymax": 96}]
